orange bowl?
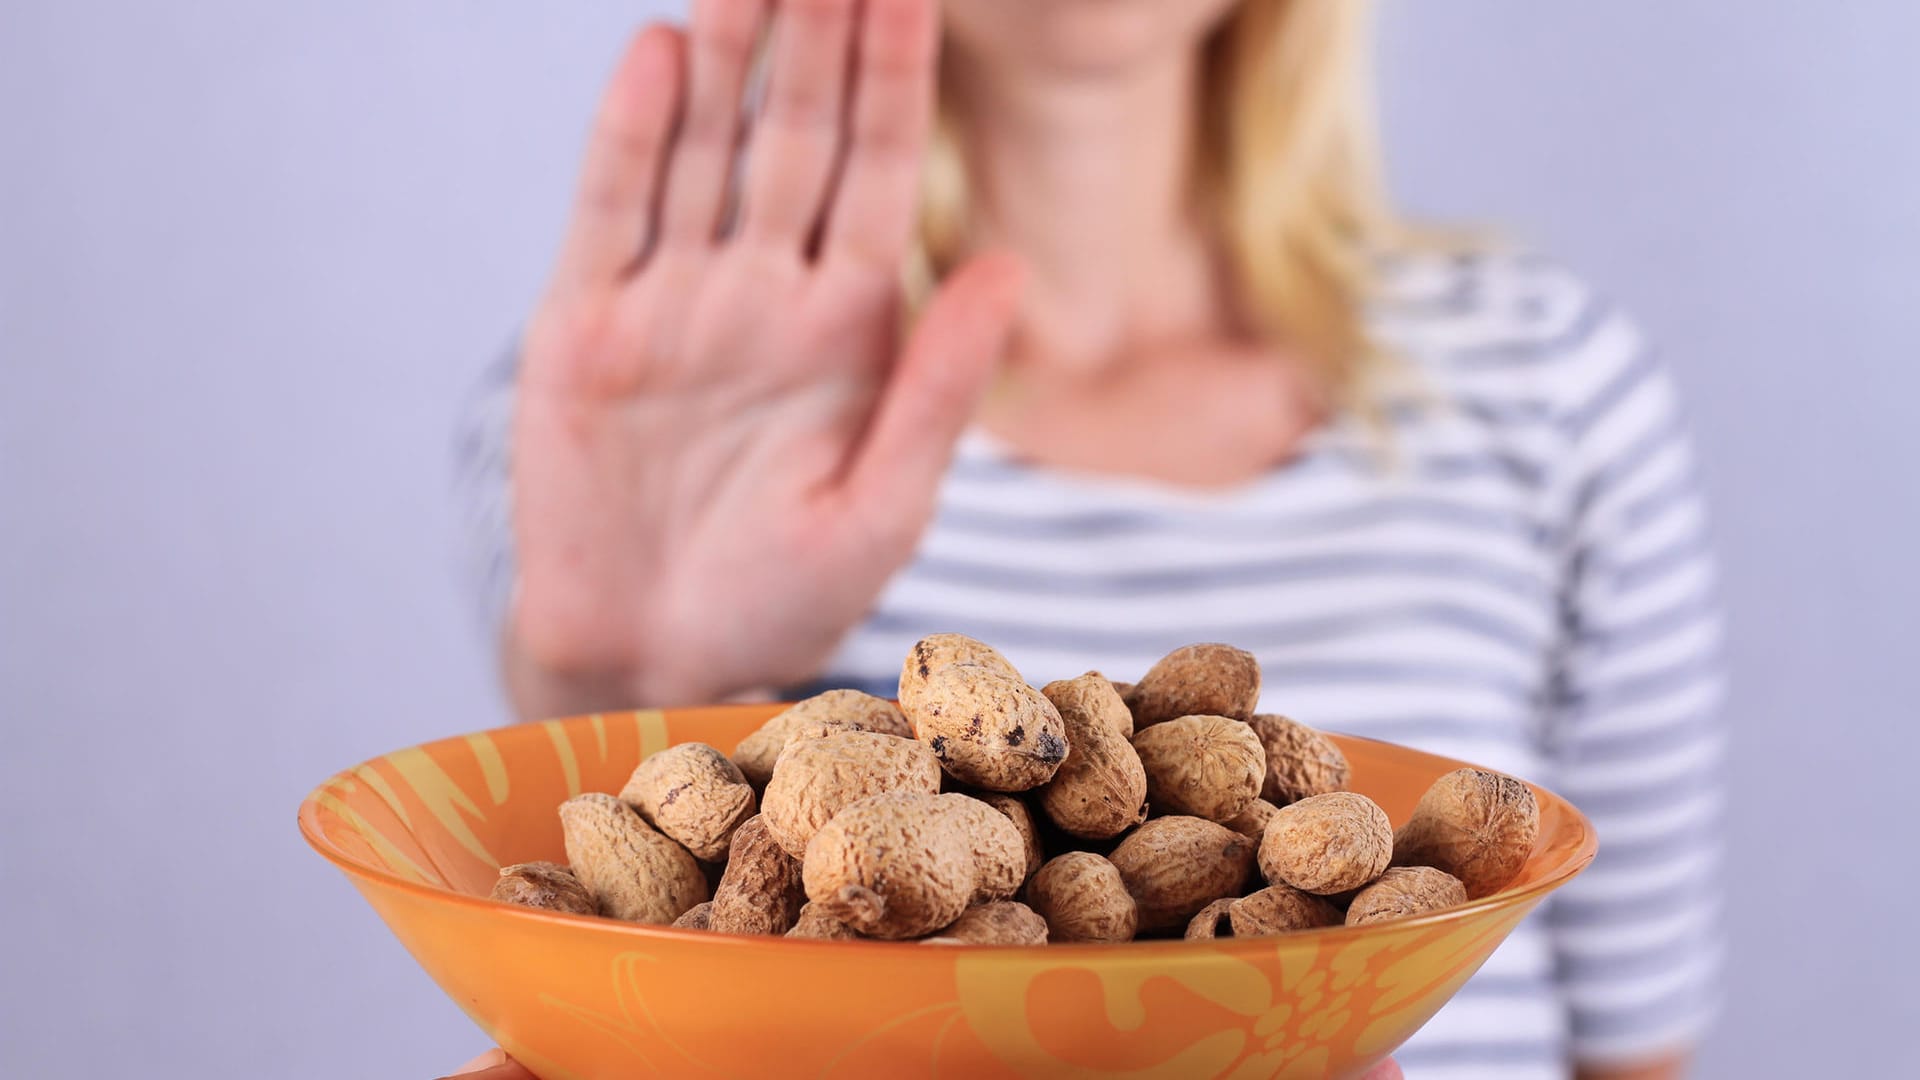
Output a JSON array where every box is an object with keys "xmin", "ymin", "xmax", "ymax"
[{"xmin": 299, "ymin": 706, "xmax": 1594, "ymax": 1080}]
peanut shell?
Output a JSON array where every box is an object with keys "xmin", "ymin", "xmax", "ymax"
[
  {"xmin": 732, "ymin": 691, "xmax": 910, "ymax": 787},
  {"xmin": 671, "ymin": 901, "xmax": 713, "ymax": 930},
  {"xmin": 907, "ymin": 665, "xmax": 1067, "ymax": 792},
  {"xmin": 1108, "ymin": 816, "xmax": 1257, "ymax": 932},
  {"xmin": 708, "ymin": 815, "xmax": 806, "ymax": 936},
  {"xmin": 619, "ymin": 742, "xmax": 757, "ymax": 862},
  {"xmin": 489, "ymin": 861, "xmax": 596, "ymax": 915},
  {"xmin": 921, "ymin": 901, "xmax": 1050, "ymax": 946},
  {"xmin": 1246, "ymin": 714, "xmax": 1350, "ymax": 805},
  {"xmin": 1258, "ymin": 792, "xmax": 1393, "ymax": 895},
  {"xmin": 1345, "ymin": 866, "xmax": 1469, "ymax": 926},
  {"xmin": 975, "ymin": 792, "xmax": 1045, "ymax": 883},
  {"xmin": 1038, "ymin": 673, "xmax": 1149, "ymax": 838},
  {"xmin": 1107, "ymin": 682, "xmax": 1137, "ymax": 730},
  {"xmin": 785, "ymin": 902, "xmax": 859, "ymax": 940},
  {"xmin": 761, "ymin": 730, "xmax": 942, "ymax": 858},
  {"xmin": 1131, "ymin": 714, "xmax": 1265, "ymax": 822},
  {"xmin": 1185, "ymin": 898, "xmax": 1238, "ymax": 940},
  {"xmin": 1391, "ymin": 768, "xmax": 1540, "ymax": 899},
  {"xmin": 1230, "ymin": 885, "xmax": 1343, "ymax": 936},
  {"xmin": 1127, "ymin": 644, "xmax": 1261, "ymax": 728},
  {"xmin": 1026, "ymin": 852, "xmax": 1138, "ymax": 944},
  {"xmin": 935, "ymin": 794, "xmax": 1028, "ymax": 904},
  {"xmin": 558, "ymin": 792, "xmax": 708, "ymax": 924},
  {"xmin": 802, "ymin": 792, "xmax": 977, "ymax": 940},
  {"xmin": 1222, "ymin": 797, "xmax": 1280, "ymax": 841},
  {"xmin": 898, "ymin": 634, "xmax": 1023, "ymax": 716}
]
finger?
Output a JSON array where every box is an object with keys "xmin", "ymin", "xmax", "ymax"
[
  {"xmin": 554, "ymin": 26, "xmax": 687, "ymax": 288},
  {"xmin": 436, "ymin": 1047, "xmax": 537, "ymax": 1079},
  {"xmin": 1358, "ymin": 1058, "xmax": 1405, "ymax": 1080},
  {"xmin": 657, "ymin": 0, "xmax": 768, "ymax": 249},
  {"xmin": 434, "ymin": 1065, "xmax": 536, "ymax": 1080},
  {"xmin": 846, "ymin": 253, "xmax": 1024, "ymax": 514},
  {"xmin": 822, "ymin": 0, "xmax": 937, "ymax": 269},
  {"xmin": 736, "ymin": 0, "xmax": 861, "ymax": 252}
]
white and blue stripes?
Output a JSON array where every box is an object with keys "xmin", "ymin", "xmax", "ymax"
[{"xmin": 455, "ymin": 250, "xmax": 1724, "ymax": 1079}]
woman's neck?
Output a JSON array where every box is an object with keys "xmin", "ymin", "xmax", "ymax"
[{"xmin": 946, "ymin": 48, "xmax": 1230, "ymax": 371}]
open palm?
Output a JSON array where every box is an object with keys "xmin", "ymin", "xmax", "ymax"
[{"xmin": 512, "ymin": 0, "xmax": 1022, "ymax": 706}]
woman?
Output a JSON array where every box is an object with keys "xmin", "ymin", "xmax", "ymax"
[{"xmin": 454, "ymin": 1, "xmax": 1724, "ymax": 1077}]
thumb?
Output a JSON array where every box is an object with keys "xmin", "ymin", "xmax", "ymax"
[
  {"xmin": 846, "ymin": 252, "xmax": 1025, "ymax": 515},
  {"xmin": 436, "ymin": 1047, "xmax": 538, "ymax": 1080}
]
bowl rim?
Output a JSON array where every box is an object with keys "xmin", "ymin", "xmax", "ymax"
[{"xmin": 299, "ymin": 706, "xmax": 1597, "ymax": 957}]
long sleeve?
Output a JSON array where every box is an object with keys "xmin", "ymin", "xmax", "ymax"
[{"xmin": 1543, "ymin": 325, "xmax": 1727, "ymax": 1066}]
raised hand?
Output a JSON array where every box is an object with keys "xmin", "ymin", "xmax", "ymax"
[{"xmin": 508, "ymin": 0, "xmax": 1023, "ymax": 711}]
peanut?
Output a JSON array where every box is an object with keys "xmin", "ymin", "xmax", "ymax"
[
  {"xmin": 558, "ymin": 792, "xmax": 708, "ymax": 924},
  {"xmin": 1038, "ymin": 673, "xmax": 1149, "ymax": 839},
  {"xmin": 1346, "ymin": 866, "xmax": 1469, "ymax": 926},
  {"xmin": 1258, "ymin": 792, "xmax": 1393, "ymax": 896},
  {"xmin": 732, "ymin": 690, "xmax": 912, "ymax": 787},
  {"xmin": 1026, "ymin": 852, "xmax": 1138, "ymax": 944},
  {"xmin": 761, "ymin": 730, "xmax": 942, "ymax": 858},
  {"xmin": 489, "ymin": 861, "xmax": 596, "ymax": 916},
  {"xmin": 1108, "ymin": 816, "xmax": 1257, "ymax": 932},
  {"xmin": 1391, "ymin": 768, "xmax": 1539, "ymax": 899},
  {"xmin": 801, "ymin": 792, "xmax": 979, "ymax": 940},
  {"xmin": 921, "ymin": 901, "xmax": 1050, "ymax": 946},
  {"xmin": 1246, "ymin": 714, "xmax": 1349, "ymax": 805},
  {"xmin": 1131, "ymin": 714, "xmax": 1265, "ymax": 822},
  {"xmin": 708, "ymin": 815, "xmax": 806, "ymax": 936},
  {"xmin": 906, "ymin": 664, "xmax": 1067, "ymax": 792},
  {"xmin": 1127, "ymin": 644, "xmax": 1261, "ymax": 728},
  {"xmin": 619, "ymin": 742, "xmax": 757, "ymax": 862}
]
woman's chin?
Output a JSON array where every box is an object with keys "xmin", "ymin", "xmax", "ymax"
[{"xmin": 942, "ymin": 0, "xmax": 1240, "ymax": 78}]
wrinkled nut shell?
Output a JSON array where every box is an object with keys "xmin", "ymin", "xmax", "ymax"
[
  {"xmin": 732, "ymin": 691, "xmax": 911, "ymax": 787},
  {"xmin": 935, "ymin": 794, "xmax": 1028, "ymax": 904},
  {"xmin": 921, "ymin": 901, "xmax": 1050, "ymax": 946},
  {"xmin": 1185, "ymin": 897, "xmax": 1238, "ymax": 940},
  {"xmin": 908, "ymin": 665, "xmax": 1068, "ymax": 792},
  {"xmin": 708, "ymin": 815, "xmax": 806, "ymax": 936},
  {"xmin": 1230, "ymin": 885, "xmax": 1343, "ymax": 936},
  {"xmin": 1222, "ymin": 797, "xmax": 1280, "ymax": 841},
  {"xmin": 1108, "ymin": 816, "xmax": 1257, "ymax": 932},
  {"xmin": 619, "ymin": 742, "xmax": 757, "ymax": 862},
  {"xmin": 671, "ymin": 901, "xmax": 713, "ymax": 930},
  {"xmin": 489, "ymin": 861, "xmax": 596, "ymax": 915},
  {"xmin": 1127, "ymin": 644, "xmax": 1261, "ymax": 728},
  {"xmin": 761, "ymin": 731, "xmax": 942, "ymax": 858},
  {"xmin": 1131, "ymin": 715, "xmax": 1266, "ymax": 822},
  {"xmin": 1027, "ymin": 852, "xmax": 1137, "ymax": 944},
  {"xmin": 559, "ymin": 793, "xmax": 708, "ymax": 924},
  {"xmin": 1039, "ymin": 674, "xmax": 1150, "ymax": 838},
  {"xmin": 1259, "ymin": 792, "xmax": 1394, "ymax": 895},
  {"xmin": 898, "ymin": 633, "xmax": 1023, "ymax": 716},
  {"xmin": 1346, "ymin": 866, "xmax": 1469, "ymax": 926},
  {"xmin": 802, "ymin": 792, "xmax": 977, "ymax": 940},
  {"xmin": 1392, "ymin": 768, "xmax": 1540, "ymax": 899},
  {"xmin": 1107, "ymin": 682, "xmax": 1137, "ymax": 731},
  {"xmin": 1246, "ymin": 714, "xmax": 1350, "ymax": 805},
  {"xmin": 975, "ymin": 792, "xmax": 1045, "ymax": 883},
  {"xmin": 785, "ymin": 902, "xmax": 860, "ymax": 940}
]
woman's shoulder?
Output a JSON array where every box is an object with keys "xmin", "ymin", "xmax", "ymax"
[{"xmin": 1369, "ymin": 247, "xmax": 1657, "ymax": 430}]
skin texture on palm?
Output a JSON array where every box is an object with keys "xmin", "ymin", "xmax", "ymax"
[{"xmin": 507, "ymin": 0, "xmax": 1024, "ymax": 715}]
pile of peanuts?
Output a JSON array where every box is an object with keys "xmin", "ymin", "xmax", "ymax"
[{"xmin": 490, "ymin": 635, "xmax": 1540, "ymax": 945}]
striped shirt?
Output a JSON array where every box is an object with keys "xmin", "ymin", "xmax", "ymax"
[{"xmin": 455, "ymin": 251, "xmax": 1725, "ymax": 1079}]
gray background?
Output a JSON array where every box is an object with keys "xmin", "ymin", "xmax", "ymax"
[{"xmin": 2, "ymin": 1, "xmax": 1914, "ymax": 1076}]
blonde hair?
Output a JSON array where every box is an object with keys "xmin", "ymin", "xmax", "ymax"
[{"xmin": 918, "ymin": 0, "xmax": 1404, "ymax": 417}]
